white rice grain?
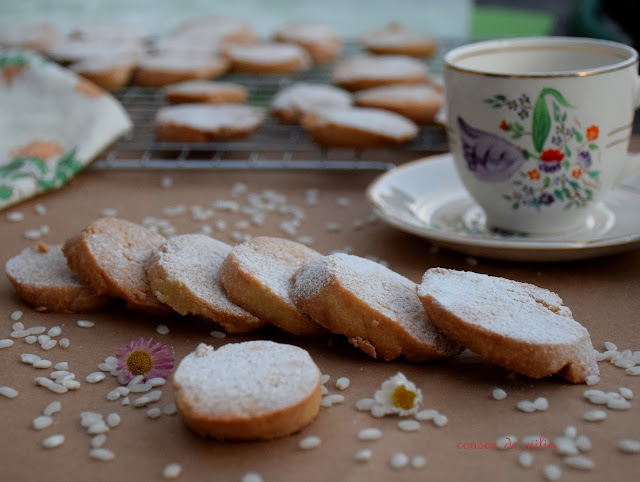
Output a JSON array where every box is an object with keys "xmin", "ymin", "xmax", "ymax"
[
  {"xmin": 25, "ymin": 336, "xmax": 37, "ymax": 344},
  {"xmin": 33, "ymin": 359, "xmax": 53, "ymax": 369},
  {"xmin": 115, "ymin": 387, "xmax": 129, "ymax": 396},
  {"xmin": 21, "ymin": 353, "xmax": 40, "ymax": 364},
  {"xmin": 86, "ymin": 372, "xmax": 106, "ymax": 383},
  {"xmin": 42, "ymin": 434, "xmax": 64, "ymax": 449},
  {"xmin": 355, "ymin": 398, "xmax": 376, "ymax": 411},
  {"xmin": 619, "ymin": 387, "xmax": 634, "ymax": 400},
  {"xmin": 516, "ymin": 400, "xmax": 537, "ymax": 413},
  {"xmin": 156, "ymin": 325, "xmax": 169, "ymax": 335},
  {"xmin": 397, "ymin": 420, "xmax": 421, "ymax": 432},
  {"xmin": 54, "ymin": 362, "xmax": 68, "ymax": 371},
  {"xmin": 324, "ymin": 394, "xmax": 345, "ymax": 405},
  {"xmin": 411, "ymin": 455, "xmax": 427, "ymax": 469},
  {"xmin": 626, "ymin": 366, "xmax": 640, "ymax": 375},
  {"xmin": 33, "ymin": 415, "xmax": 53, "ymax": 430},
  {"xmin": 543, "ymin": 464, "xmax": 562, "ymax": 481},
  {"xmin": 518, "ymin": 452, "xmax": 534, "ymax": 468},
  {"xmin": 128, "ymin": 383, "xmax": 152, "ymax": 393},
  {"xmin": 27, "ymin": 326, "xmax": 46, "ymax": 335},
  {"xmin": 163, "ymin": 463, "xmax": 182, "ymax": 479},
  {"xmin": 575, "ymin": 435, "xmax": 592, "ymax": 452},
  {"xmin": 533, "ymin": 397, "xmax": 549, "ymax": 411},
  {"xmin": 147, "ymin": 377, "xmax": 167, "ymax": 387},
  {"xmin": 370, "ymin": 404, "xmax": 387, "ymax": 418},
  {"xmin": 554, "ymin": 436, "xmax": 579, "ymax": 456},
  {"xmin": 106, "ymin": 389, "xmax": 121, "ymax": 401},
  {"xmin": 41, "ymin": 340, "xmax": 57, "ymax": 350},
  {"xmin": 585, "ymin": 375, "xmax": 600, "ymax": 386},
  {"xmin": 43, "ymin": 401, "xmax": 61, "ymax": 416},
  {"xmin": 354, "ymin": 448, "xmax": 373, "ymax": 462},
  {"xmin": 34, "ymin": 203, "xmax": 47, "ymax": 215},
  {"xmin": 618, "ymin": 439, "xmax": 640, "ymax": 453},
  {"xmin": 390, "ymin": 452, "xmax": 409, "ymax": 469},
  {"xmin": 106, "ymin": 413, "xmax": 121, "ymax": 428},
  {"xmin": 358, "ymin": 428, "xmax": 382, "ymax": 441},
  {"xmin": 604, "ymin": 341, "xmax": 618, "ymax": 351},
  {"xmin": 163, "ymin": 403, "xmax": 177, "ymax": 415},
  {"xmin": 433, "ymin": 414, "xmax": 448, "ymax": 427},
  {"xmin": 47, "ymin": 326, "xmax": 61, "ymax": 337},
  {"xmin": 209, "ymin": 330, "xmax": 226, "ymax": 339},
  {"xmin": 87, "ymin": 421, "xmax": 110, "ymax": 434},
  {"xmin": 11, "ymin": 329, "xmax": 30, "ymax": 338},
  {"xmin": 583, "ymin": 409, "xmax": 607, "ymax": 422},
  {"xmin": 147, "ymin": 407, "xmax": 162, "ymax": 419},
  {"xmin": 76, "ymin": 320, "xmax": 94, "ymax": 328},
  {"xmin": 299, "ymin": 436, "xmax": 321, "ymax": 450},
  {"xmin": 608, "ymin": 398, "xmax": 632, "ymax": 410},
  {"xmin": 0, "ymin": 339, "xmax": 14, "ymax": 349},
  {"xmin": 564, "ymin": 425, "xmax": 577, "ymax": 439},
  {"xmin": 10, "ymin": 310, "xmax": 23, "ymax": 321},
  {"xmin": 415, "ymin": 409, "xmax": 439, "ymax": 421},
  {"xmin": 89, "ymin": 448, "xmax": 115, "ymax": 461},
  {"xmin": 0, "ymin": 386, "xmax": 19, "ymax": 398},
  {"xmin": 241, "ymin": 472, "xmax": 263, "ymax": 482},
  {"xmin": 335, "ymin": 377, "xmax": 350, "ymax": 390},
  {"xmin": 59, "ymin": 338, "xmax": 70, "ymax": 349},
  {"xmin": 563, "ymin": 455, "xmax": 594, "ymax": 470},
  {"xmin": 492, "ymin": 388, "xmax": 507, "ymax": 400},
  {"xmin": 91, "ymin": 434, "xmax": 107, "ymax": 448}
]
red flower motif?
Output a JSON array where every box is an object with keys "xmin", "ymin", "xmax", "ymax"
[
  {"xmin": 586, "ymin": 125, "xmax": 599, "ymax": 141},
  {"xmin": 540, "ymin": 149, "xmax": 565, "ymax": 162},
  {"xmin": 499, "ymin": 120, "xmax": 509, "ymax": 130},
  {"xmin": 572, "ymin": 168, "xmax": 582, "ymax": 179},
  {"xmin": 528, "ymin": 169, "xmax": 540, "ymax": 180}
]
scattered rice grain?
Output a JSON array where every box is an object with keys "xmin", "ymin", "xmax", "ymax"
[
  {"xmin": 147, "ymin": 407, "xmax": 162, "ymax": 419},
  {"xmin": 433, "ymin": 414, "xmax": 448, "ymax": 427},
  {"xmin": 543, "ymin": 464, "xmax": 562, "ymax": 481},
  {"xmin": 585, "ymin": 375, "xmax": 600, "ymax": 386},
  {"xmin": 59, "ymin": 338, "xmax": 69, "ymax": 348},
  {"xmin": 10, "ymin": 310, "xmax": 23, "ymax": 321},
  {"xmin": 210, "ymin": 331, "xmax": 226, "ymax": 339},
  {"xmin": 89, "ymin": 448, "xmax": 115, "ymax": 461},
  {"xmin": 608, "ymin": 398, "xmax": 632, "ymax": 410},
  {"xmin": 33, "ymin": 415, "xmax": 53, "ymax": 430},
  {"xmin": 335, "ymin": 377, "xmax": 350, "ymax": 390},
  {"xmin": 47, "ymin": 326, "xmax": 61, "ymax": 337},
  {"xmin": 7, "ymin": 211, "xmax": 24, "ymax": 222},
  {"xmin": 163, "ymin": 462, "xmax": 182, "ymax": 479},
  {"xmin": 356, "ymin": 398, "xmax": 376, "ymax": 411},
  {"xmin": 241, "ymin": 472, "xmax": 263, "ymax": 482},
  {"xmin": 25, "ymin": 336, "xmax": 37, "ymax": 344},
  {"xmin": 563, "ymin": 455, "xmax": 594, "ymax": 470},
  {"xmin": 398, "ymin": 420, "xmax": 420, "ymax": 432},
  {"xmin": 415, "ymin": 409, "xmax": 439, "ymax": 421},
  {"xmin": 87, "ymin": 421, "xmax": 110, "ymax": 434},
  {"xmin": 43, "ymin": 401, "xmax": 61, "ymax": 416},
  {"xmin": 411, "ymin": 456, "xmax": 427, "ymax": 469},
  {"xmin": 76, "ymin": 320, "xmax": 94, "ymax": 328},
  {"xmin": 575, "ymin": 435, "xmax": 592, "ymax": 452},
  {"xmin": 91, "ymin": 434, "xmax": 107, "ymax": 448},
  {"xmin": 604, "ymin": 341, "xmax": 618, "ymax": 351},
  {"xmin": 390, "ymin": 452, "xmax": 409, "ymax": 469},
  {"xmin": 619, "ymin": 387, "xmax": 633, "ymax": 399},
  {"xmin": 618, "ymin": 439, "xmax": 640, "ymax": 453},
  {"xmin": 358, "ymin": 428, "xmax": 382, "ymax": 441},
  {"xmin": 33, "ymin": 359, "xmax": 53, "ymax": 369},
  {"xmin": 354, "ymin": 448, "xmax": 372, "ymax": 462},
  {"xmin": 42, "ymin": 434, "xmax": 64, "ymax": 449},
  {"xmin": 54, "ymin": 362, "xmax": 68, "ymax": 371},
  {"xmin": 492, "ymin": 388, "xmax": 507, "ymax": 400},
  {"xmin": 583, "ymin": 409, "xmax": 607, "ymax": 422},
  {"xmin": 0, "ymin": 386, "xmax": 19, "ymax": 398},
  {"xmin": 0, "ymin": 339, "xmax": 14, "ymax": 349},
  {"xmin": 299, "ymin": 436, "xmax": 321, "ymax": 450},
  {"xmin": 156, "ymin": 325, "xmax": 169, "ymax": 335},
  {"xmin": 86, "ymin": 372, "xmax": 106, "ymax": 383},
  {"xmin": 516, "ymin": 400, "xmax": 537, "ymax": 413},
  {"xmin": 163, "ymin": 403, "xmax": 177, "ymax": 415},
  {"xmin": 106, "ymin": 413, "xmax": 121, "ymax": 428},
  {"xmin": 518, "ymin": 451, "xmax": 534, "ymax": 468}
]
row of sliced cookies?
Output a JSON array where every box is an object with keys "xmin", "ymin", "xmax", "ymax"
[{"xmin": 6, "ymin": 216, "xmax": 599, "ymax": 383}]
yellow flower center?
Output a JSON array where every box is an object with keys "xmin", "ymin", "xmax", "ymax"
[
  {"xmin": 126, "ymin": 350, "xmax": 153, "ymax": 376},
  {"xmin": 392, "ymin": 385, "xmax": 416, "ymax": 410}
]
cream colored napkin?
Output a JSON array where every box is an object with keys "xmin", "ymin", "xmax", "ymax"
[{"xmin": 0, "ymin": 49, "xmax": 131, "ymax": 211}]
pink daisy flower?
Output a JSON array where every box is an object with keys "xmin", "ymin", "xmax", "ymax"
[{"xmin": 116, "ymin": 337, "xmax": 173, "ymax": 382}]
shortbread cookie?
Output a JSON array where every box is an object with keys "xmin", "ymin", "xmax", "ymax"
[
  {"xmin": 46, "ymin": 38, "xmax": 143, "ymax": 65},
  {"xmin": 220, "ymin": 237, "xmax": 326, "ymax": 336},
  {"xmin": 359, "ymin": 23, "xmax": 437, "ymax": 58},
  {"xmin": 5, "ymin": 245, "xmax": 110, "ymax": 313},
  {"xmin": 173, "ymin": 341, "xmax": 322, "ymax": 440},
  {"xmin": 353, "ymin": 84, "xmax": 444, "ymax": 124},
  {"xmin": 301, "ymin": 106, "xmax": 418, "ymax": 148},
  {"xmin": 71, "ymin": 57, "xmax": 135, "ymax": 91},
  {"xmin": 333, "ymin": 55, "xmax": 428, "ymax": 91},
  {"xmin": 62, "ymin": 217, "xmax": 171, "ymax": 314},
  {"xmin": 417, "ymin": 268, "xmax": 599, "ymax": 383},
  {"xmin": 0, "ymin": 22, "xmax": 64, "ymax": 54},
  {"xmin": 133, "ymin": 55, "xmax": 230, "ymax": 88},
  {"xmin": 270, "ymin": 82, "xmax": 352, "ymax": 124},
  {"xmin": 273, "ymin": 22, "xmax": 341, "ymax": 64},
  {"xmin": 146, "ymin": 234, "xmax": 266, "ymax": 333},
  {"xmin": 155, "ymin": 104, "xmax": 265, "ymax": 142},
  {"xmin": 70, "ymin": 21, "xmax": 150, "ymax": 43},
  {"xmin": 164, "ymin": 80, "xmax": 247, "ymax": 105},
  {"xmin": 227, "ymin": 43, "xmax": 312, "ymax": 75},
  {"xmin": 171, "ymin": 15, "xmax": 257, "ymax": 44},
  {"xmin": 292, "ymin": 253, "xmax": 462, "ymax": 361}
]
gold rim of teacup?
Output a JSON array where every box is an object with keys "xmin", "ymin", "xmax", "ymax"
[{"xmin": 445, "ymin": 38, "xmax": 638, "ymax": 79}]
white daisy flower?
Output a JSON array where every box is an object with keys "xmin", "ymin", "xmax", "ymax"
[{"xmin": 374, "ymin": 372, "xmax": 422, "ymax": 416}]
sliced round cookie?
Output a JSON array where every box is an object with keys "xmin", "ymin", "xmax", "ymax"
[
  {"xmin": 146, "ymin": 234, "xmax": 266, "ymax": 333},
  {"xmin": 353, "ymin": 83, "xmax": 444, "ymax": 124},
  {"xmin": 270, "ymin": 82, "xmax": 352, "ymax": 124},
  {"xmin": 155, "ymin": 104, "xmax": 265, "ymax": 142},
  {"xmin": 70, "ymin": 57, "xmax": 135, "ymax": 92},
  {"xmin": 62, "ymin": 217, "xmax": 172, "ymax": 314},
  {"xmin": 333, "ymin": 55, "xmax": 428, "ymax": 91},
  {"xmin": 273, "ymin": 22, "xmax": 342, "ymax": 64},
  {"xmin": 359, "ymin": 23, "xmax": 437, "ymax": 58},
  {"xmin": 173, "ymin": 341, "xmax": 322, "ymax": 440},
  {"xmin": 164, "ymin": 80, "xmax": 247, "ymax": 104},
  {"xmin": 227, "ymin": 43, "xmax": 312, "ymax": 75},
  {"xmin": 220, "ymin": 237, "xmax": 327, "ymax": 336},
  {"xmin": 171, "ymin": 15, "xmax": 257, "ymax": 45},
  {"xmin": 133, "ymin": 55, "xmax": 230, "ymax": 88},
  {"xmin": 5, "ymin": 244, "xmax": 110, "ymax": 313},
  {"xmin": 0, "ymin": 22, "xmax": 64, "ymax": 54},
  {"xmin": 292, "ymin": 253, "xmax": 462, "ymax": 361},
  {"xmin": 301, "ymin": 106, "xmax": 418, "ymax": 148},
  {"xmin": 46, "ymin": 38, "xmax": 143, "ymax": 65},
  {"xmin": 417, "ymin": 268, "xmax": 599, "ymax": 383}
]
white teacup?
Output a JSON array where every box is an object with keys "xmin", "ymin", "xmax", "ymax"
[{"xmin": 443, "ymin": 37, "xmax": 640, "ymax": 234}]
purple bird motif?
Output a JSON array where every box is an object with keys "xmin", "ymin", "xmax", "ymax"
[{"xmin": 457, "ymin": 117, "xmax": 526, "ymax": 182}]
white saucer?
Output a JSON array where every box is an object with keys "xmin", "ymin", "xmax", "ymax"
[{"xmin": 366, "ymin": 154, "xmax": 640, "ymax": 262}]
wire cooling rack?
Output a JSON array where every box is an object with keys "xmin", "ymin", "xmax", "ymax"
[{"xmin": 91, "ymin": 38, "xmax": 467, "ymax": 171}]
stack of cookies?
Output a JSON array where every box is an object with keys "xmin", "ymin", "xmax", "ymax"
[{"xmin": 6, "ymin": 216, "xmax": 599, "ymax": 385}]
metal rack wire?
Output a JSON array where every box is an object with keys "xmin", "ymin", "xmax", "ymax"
[{"xmin": 91, "ymin": 38, "xmax": 467, "ymax": 171}]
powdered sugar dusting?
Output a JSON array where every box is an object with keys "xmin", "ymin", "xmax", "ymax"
[
  {"xmin": 6, "ymin": 245, "xmax": 85, "ymax": 287},
  {"xmin": 229, "ymin": 43, "xmax": 311, "ymax": 66},
  {"xmin": 354, "ymin": 84, "xmax": 442, "ymax": 102},
  {"xmin": 334, "ymin": 55, "xmax": 427, "ymax": 81},
  {"xmin": 271, "ymin": 83, "xmax": 352, "ymax": 113},
  {"xmin": 174, "ymin": 340, "xmax": 320, "ymax": 415},
  {"xmin": 311, "ymin": 107, "xmax": 417, "ymax": 139},
  {"xmin": 419, "ymin": 268, "xmax": 587, "ymax": 344},
  {"xmin": 156, "ymin": 104, "xmax": 265, "ymax": 131}
]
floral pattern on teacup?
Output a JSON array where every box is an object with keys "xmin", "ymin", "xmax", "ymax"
[{"xmin": 458, "ymin": 87, "xmax": 601, "ymax": 211}]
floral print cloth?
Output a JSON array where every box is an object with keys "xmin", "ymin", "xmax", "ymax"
[{"xmin": 0, "ymin": 50, "xmax": 131, "ymax": 210}]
